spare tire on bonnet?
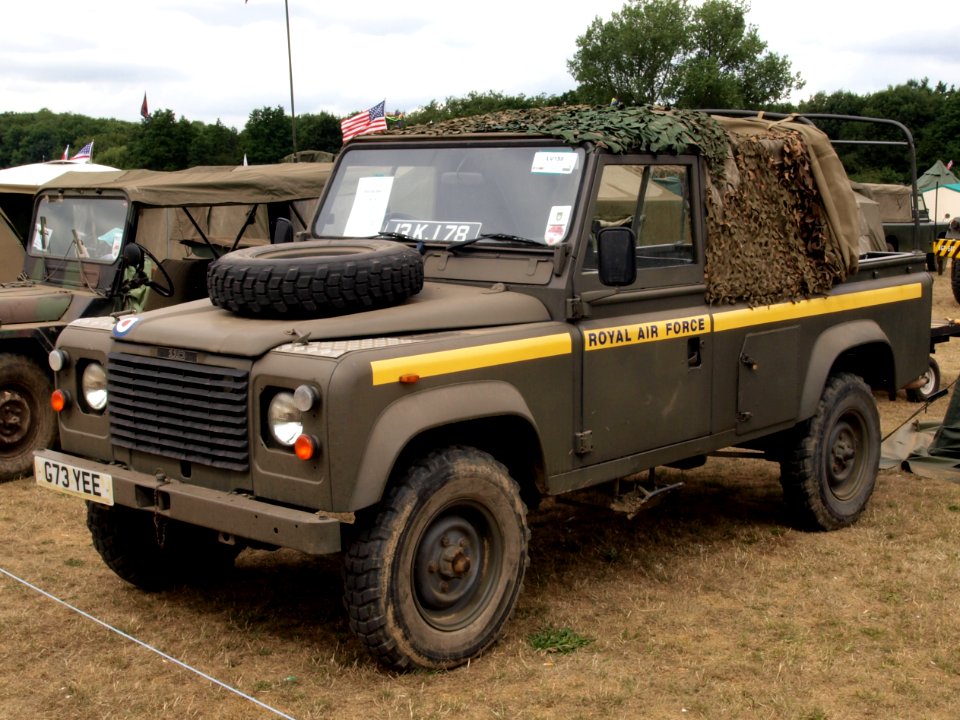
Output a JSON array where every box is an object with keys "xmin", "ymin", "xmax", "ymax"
[{"xmin": 206, "ymin": 239, "xmax": 424, "ymax": 317}]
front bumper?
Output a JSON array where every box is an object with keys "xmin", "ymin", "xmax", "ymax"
[{"xmin": 36, "ymin": 449, "xmax": 342, "ymax": 555}]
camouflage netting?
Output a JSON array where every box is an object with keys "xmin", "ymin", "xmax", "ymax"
[{"xmin": 387, "ymin": 106, "xmax": 861, "ymax": 305}]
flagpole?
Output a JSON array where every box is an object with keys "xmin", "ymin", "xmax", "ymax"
[{"xmin": 285, "ymin": 0, "xmax": 298, "ymax": 160}]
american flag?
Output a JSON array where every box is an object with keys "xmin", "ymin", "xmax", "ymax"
[
  {"xmin": 340, "ymin": 101, "xmax": 388, "ymax": 143},
  {"xmin": 71, "ymin": 142, "xmax": 94, "ymax": 161}
]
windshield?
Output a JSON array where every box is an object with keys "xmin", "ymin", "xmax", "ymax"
[
  {"xmin": 315, "ymin": 144, "xmax": 585, "ymax": 246},
  {"xmin": 29, "ymin": 194, "xmax": 128, "ymax": 263}
]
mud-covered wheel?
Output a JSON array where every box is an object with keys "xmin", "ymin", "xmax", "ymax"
[
  {"xmin": 206, "ymin": 239, "xmax": 424, "ymax": 317},
  {"xmin": 0, "ymin": 354, "xmax": 56, "ymax": 481},
  {"xmin": 343, "ymin": 446, "xmax": 529, "ymax": 670},
  {"xmin": 906, "ymin": 356, "xmax": 941, "ymax": 403},
  {"xmin": 951, "ymin": 259, "xmax": 960, "ymax": 304},
  {"xmin": 779, "ymin": 373, "xmax": 880, "ymax": 531},
  {"xmin": 86, "ymin": 503, "xmax": 242, "ymax": 591}
]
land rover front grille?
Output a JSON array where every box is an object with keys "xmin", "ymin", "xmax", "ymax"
[{"xmin": 107, "ymin": 352, "xmax": 249, "ymax": 471}]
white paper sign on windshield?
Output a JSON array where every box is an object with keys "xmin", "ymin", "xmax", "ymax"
[
  {"xmin": 531, "ymin": 151, "xmax": 578, "ymax": 175},
  {"xmin": 344, "ymin": 176, "xmax": 394, "ymax": 237}
]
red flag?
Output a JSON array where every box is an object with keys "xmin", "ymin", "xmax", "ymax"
[
  {"xmin": 340, "ymin": 101, "xmax": 387, "ymax": 143},
  {"xmin": 61, "ymin": 144, "xmax": 69, "ymax": 160},
  {"xmin": 140, "ymin": 93, "xmax": 149, "ymax": 119},
  {"xmin": 948, "ymin": 160, "xmax": 954, "ymax": 171}
]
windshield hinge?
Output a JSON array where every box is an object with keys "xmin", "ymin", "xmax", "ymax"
[
  {"xmin": 566, "ymin": 296, "xmax": 585, "ymax": 319},
  {"xmin": 575, "ymin": 430, "xmax": 593, "ymax": 455}
]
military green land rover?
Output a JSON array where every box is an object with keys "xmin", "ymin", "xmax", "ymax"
[
  {"xmin": 0, "ymin": 163, "xmax": 330, "ymax": 480},
  {"xmin": 35, "ymin": 108, "xmax": 933, "ymax": 670}
]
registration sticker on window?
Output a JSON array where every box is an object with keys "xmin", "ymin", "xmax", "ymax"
[
  {"xmin": 531, "ymin": 151, "xmax": 578, "ymax": 175},
  {"xmin": 544, "ymin": 205, "xmax": 571, "ymax": 245}
]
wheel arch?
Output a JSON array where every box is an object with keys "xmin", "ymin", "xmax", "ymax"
[
  {"xmin": 799, "ymin": 321, "xmax": 892, "ymax": 419},
  {"xmin": 345, "ymin": 382, "xmax": 545, "ymax": 511}
]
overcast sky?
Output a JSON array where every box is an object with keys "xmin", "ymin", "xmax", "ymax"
[{"xmin": 3, "ymin": 0, "xmax": 959, "ymax": 135}]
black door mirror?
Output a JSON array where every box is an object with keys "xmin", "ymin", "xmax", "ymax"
[{"xmin": 597, "ymin": 227, "xmax": 636, "ymax": 286}]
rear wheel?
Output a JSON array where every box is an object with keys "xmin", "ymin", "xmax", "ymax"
[
  {"xmin": 779, "ymin": 373, "xmax": 880, "ymax": 531},
  {"xmin": 906, "ymin": 357, "xmax": 941, "ymax": 403},
  {"xmin": 0, "ymin": 354, "xmax": 56, "ymax": 481},
  {"xmin": 87, "ymin": 503, "xmax": 242, "ymax": 591},
  {"xmin": 343, "ymin": 446, "xmax": 529, "ymax": 670}
]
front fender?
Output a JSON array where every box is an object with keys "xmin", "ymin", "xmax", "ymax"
[{"xmin": 347, "ymin": 381, "xmax": 538, "ymax": 510}]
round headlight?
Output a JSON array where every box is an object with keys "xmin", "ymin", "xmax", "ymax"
[
  {"xmin": 267, "ymin": 392, "xmax": 302, "ymax": 446},
  {"xmin": 81, "ymin": 362, "xmax": 107, "ymax": 412}
]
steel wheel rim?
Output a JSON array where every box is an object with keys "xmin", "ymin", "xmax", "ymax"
[
  {"xmin": 826, "ymin": 412, "xmax": 866, "ymax": 500},
  {"xmin": 412, "ymin": 502, "xmax": 502, "ymax": 631}
]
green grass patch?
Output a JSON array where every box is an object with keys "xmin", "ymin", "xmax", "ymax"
[{"xmin": 529, "ymin": 625, "xmax": 594, "ymax": 654}]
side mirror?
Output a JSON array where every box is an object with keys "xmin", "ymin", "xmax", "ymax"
[
  {"xmin": 272, "ymin": 217, "xmax": 294, "ymax": 244},
  {"xmin": 121, "ymin": 243, "xmax": 145, "ymax": 271},
  {"xmin": 597, "ymin": 227, "xmax": 636, "ymax": 286}
]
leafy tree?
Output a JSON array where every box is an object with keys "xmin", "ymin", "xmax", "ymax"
[
  {"xmin": 241, "ymin": 106, "xmax": 293, "ymax": 164},
  {"xmin": 189, "ymin": 120, "xmax": 241, "ymax": 166},
  {"xmin": 404, "ymin": 91, "xmax": 567, "ymax": 127},
  {"xmin": 297, "ymin": 112, "xmax": 343, "ymax": 155},
  {"xmin": 568, "ymin": 0, "xmax": 803, "ymax": 109},
  {"xmin": 128, "ymin": 110, "xmax": 197, "ymax": 170}
]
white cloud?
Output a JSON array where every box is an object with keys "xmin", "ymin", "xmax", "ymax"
[{"xmin": 1, "ymin": 0, "xmax": 958, "ymax": 135}]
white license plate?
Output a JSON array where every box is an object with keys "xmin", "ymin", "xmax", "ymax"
[{"xmin": 35, "ymin": 455, "xmax": 114, "ymax": 505}]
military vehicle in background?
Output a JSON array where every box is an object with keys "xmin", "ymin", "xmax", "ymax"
[
  {"xmin": 851, "ymin": 181, "xmax": 945, "ymax": 269},
  {"xmin": 0, "ymin": 163, "xmax": 331, "ymax": 480}
]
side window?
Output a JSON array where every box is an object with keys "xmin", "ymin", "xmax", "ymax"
[{"xmin": 585, "ymin": 163, "xmax": 694, "ymax": 270}]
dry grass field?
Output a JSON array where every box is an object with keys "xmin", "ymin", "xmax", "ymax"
[{"xmin": 3, "ymin": 269, "xmax": 960, "ymax": 720}]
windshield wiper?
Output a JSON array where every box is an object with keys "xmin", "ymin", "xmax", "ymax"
[
  {"xmin": 372, "ymin": 231, "xmax": 419, "ymax": 242},
  {"xmin": 447, "ymin": 233, "xmax": 545, "ymax": 253}
]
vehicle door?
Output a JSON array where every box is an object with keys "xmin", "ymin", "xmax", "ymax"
[{"xmin": 574, "ymin": 155, "xmax": 712, "ymax": 464}]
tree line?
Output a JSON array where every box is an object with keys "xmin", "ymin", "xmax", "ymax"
[{"xmin": 1, "ymin": 0, "xmax": 958, "ymax": 184}]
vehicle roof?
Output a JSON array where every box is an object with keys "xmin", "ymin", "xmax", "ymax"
[{"xmin": 36, "ymin": 163, "xmax": 333, "ymax": 207}]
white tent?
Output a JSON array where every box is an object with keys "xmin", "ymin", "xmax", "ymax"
[
  {"xmin": 0, "ymin": 159, "xmax": 118, "ymax": 192},
  {"xmin": 921, "ymin": 183, "xmax": 960, "ymax": 223}
]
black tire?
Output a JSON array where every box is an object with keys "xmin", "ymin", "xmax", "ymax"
[
  {"xmin": 0, "ymin": 354, "xmax": 56, "ymax": 481},
  {"xmin": 906, "ymin": 356, "xmax": 941, "ymax": 403},
  {"xmin": 343, "ymin": 446, "xmax": 529, "ymax": 671},
  {"xmin": 779, "ymin": 373, "xmax": 880, "ymax": 531},
  {"xmin": 87, "ymin": 503, "xmax": 242, "ymax": 591},
  {"xmin": 952, "ymin": 259, "xmax": 960, "ymax": 305},
  {"xmin": 206, "ymin": 239, "xmax": 424, "ymax": 317}
]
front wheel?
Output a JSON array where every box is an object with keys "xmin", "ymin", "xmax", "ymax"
[
  {"xmin": 779, "ymin": 373, "xmax": 880, "ymax": 531},
  {"xmin": 343, "ymin": 446, "xmax": 529, "ymax": 671},
  {"xmin": 0, "ymin": 354, "xmax": 56, "ymax": 481}
]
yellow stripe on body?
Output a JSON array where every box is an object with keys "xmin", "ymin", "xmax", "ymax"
[
  {"xmin": 713, "ymin": 283, "xmax": 924, "ymax": 332},
  {"xmin": 370, "ymin": 333, "xmax": 572, "ymax": 386}
]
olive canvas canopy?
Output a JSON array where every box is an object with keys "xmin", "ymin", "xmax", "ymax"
[
  {"xmin": 39, "ymin": 163, "xmax": 333, "ymax": 207},
  {"xmin": 850, "ymin": 182, "xmax": 915, "ymax": 223},
  {"xmin": 27, "ymin": 163, "xmax": 334, "ymax": 278}
]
